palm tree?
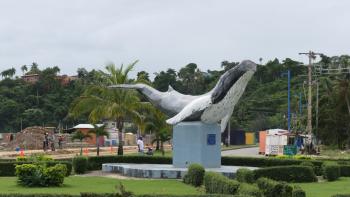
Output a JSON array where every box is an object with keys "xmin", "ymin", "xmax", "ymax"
[
  {"xmin": 88, "ymin": 124, "xmax": 109, "ymax": 156},
  {"xmin": 70, "ymin": 60, "xmax": 142, "ymax": 155},
  {"xmin": 21, "ymin": 65, "xmax": 28, "ymax": 75},
  {"xmin": 71, "ymin": 130, "xmax": 92, "ymax": 155},
  {"xmin": 152, "ymin": 129, "xmax": 171, "ymax": 156},
  {"xmin": 146, "ymin": 108, "xmax": 172, "ymax": 152}
]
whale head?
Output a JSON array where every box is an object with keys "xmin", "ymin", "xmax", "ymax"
[{"xmin": 211, "ymin": 60, "xmax": 257, "ymax": 104}]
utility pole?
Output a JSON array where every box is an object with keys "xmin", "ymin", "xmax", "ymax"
[{"xmin": 298, "ymin": 51, "xmax": 322, "ymax": 138}]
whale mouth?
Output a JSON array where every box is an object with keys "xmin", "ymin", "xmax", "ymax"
[{"xmin": 211, "ymin": 60, "xmax": 257, "ymax": 104}]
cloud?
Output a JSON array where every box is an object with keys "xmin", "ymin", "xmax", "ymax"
[{"xmin": 0, "ymin": 0, "xmax": 349, "ymax": 78}]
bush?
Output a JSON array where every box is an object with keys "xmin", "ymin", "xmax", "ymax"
[
  {"xmin": 236, "ymin": 168, "xmax": 255, "ymax": 183},
  {"xmin": 256, "ymin": 177, "xmax": 293, "ymax": 197},
  {"xmin": 254, "ymin": 165, "xmax": 317, "ymax": 182},
  {"xmin": 15, "ymin": 164, "xmax": 45, "ymax": 187},
  {"xmin": 0, "ymin": 195, "xmax": 76, "ymax": 197},
  {"xmin": 292, "ymin": 186, "xmax": 306, "ymax": 197},
  {"xmin": 16, "ymin": 154, "xmax": 53, "ymax": 162},
  {"xmin": 15, "ymin": 163, "xmax": 67, "ymax": 187},
  {"xmin": 46, "ymin": 161, "xmax": 72, "ymax": 177},
  {"xmin": 87, "ymin": 155, "xmax": 172, "ymax": 170},
  {"xmin": 0, "ymin": 161, "xmax": 71, "ymax": 177},
  {"xmin": 43, "ymin": 164, "xmax": 67, "ymax": 186},
  {"xmin": 204, "ymin": 172, "xmax": 240, "ymax": 195},
  {"xmin": 0, "ymin": 162, "xmax": 17, "ymax": 176},
  {"xmin": 222, "ymin": 156, "xmax": 324, "ymax": 175},
  {"xmin": 340, "ymin": 165, "xmax": 350, "ymax": 177},
  {"xmin": 323, "ymin": 162, "xmax": 340, "ymax": 181},
  {"xmin": 238, "ymin": 183, "xmax": 262, "ymax": 197},
  {"xmin": 183, "ymin": 163, "xmax": 205, "ymax": 187},
  {"xmin": 73, "ymin": 156, "xmax": 88, "ymax": 174}
]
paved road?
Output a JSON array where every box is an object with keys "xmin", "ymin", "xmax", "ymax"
[{"xmin": 221, "ymin": 147, "xmax": 262, "ymax": 157}]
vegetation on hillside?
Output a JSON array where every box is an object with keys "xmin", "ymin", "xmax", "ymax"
[{"xmin": 1, "ymin": 55, "xmax": 350, "ymax": 148}]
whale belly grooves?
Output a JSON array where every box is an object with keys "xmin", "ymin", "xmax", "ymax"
[{"xmin": 200, "ymin": 71, "xmax": 255, "ymax": 124}]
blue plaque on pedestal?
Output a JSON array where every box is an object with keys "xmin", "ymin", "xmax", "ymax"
[{"xmin": 207, "ymin": 134, "xmax": 216, "ymax": 145}]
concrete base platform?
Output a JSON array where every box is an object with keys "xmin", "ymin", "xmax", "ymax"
[{"xmin": 102, "ymin": 163, "xmax": 257, "ymax": 179}]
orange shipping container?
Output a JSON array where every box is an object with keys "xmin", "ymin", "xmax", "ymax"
[{"xmin": 259, "ymin": 131, "xmax": 266, "ymax": 154}]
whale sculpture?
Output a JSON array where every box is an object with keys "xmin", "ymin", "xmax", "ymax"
[{"xmin": 109, "ymin": 60, "xmax": 257, "ymax": 132}]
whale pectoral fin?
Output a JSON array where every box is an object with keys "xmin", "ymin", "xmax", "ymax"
[
  {"xmin": 166, "ymin": 96, "xmax": 211, "ymax": 125},
  {"xmin": 220, "ymin": 113, "xmax": 232, "ymax": 133}
]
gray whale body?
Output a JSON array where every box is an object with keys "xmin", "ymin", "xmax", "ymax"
[{"xmin": 109, "ymin": 60, "xmax": 256, "ymax": 131}]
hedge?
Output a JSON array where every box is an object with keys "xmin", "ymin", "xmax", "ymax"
[
  {"xmin": 73, "ymin": 156, "xmax": 88, "ymax": 174},
  {"xmin": 236, "ymin": 168, "xmax": 255, "ymax": 183},
  {"xmin": 237, "ymin": 183, "xmax": 262, "ymax": 197},
  {"xmin": 323, "ymin": 162, "xmax": 340, "ymax": 181},
  {"xmin": 257, "ymin": 177, "xmax": 293, "ymax": 197},
  {"xmin": 0, "ymin": 194, "xmax": 242, "ymax": 197},
  {"xmin": 204, "ymin": 172, "xmax": 240, "ymax": 195},
  {"xmin": 340, "ymin": 165, "xmax": 350, "ymax": 177},
  {"xmin": 183, "ymin": 163, "xmax": 205, "ymax": 187},
  {"xmin": 254, "ymin": 165, "xmax": 317, "ymax": 182},
  {"xmin": 87, "ymin": 156, "xmax": 172, "ymax": 170},
  {"xmin": 222, "ymin": 156, "xmax": 324, "ymax": 175},
  {"xmin": 0, "ymin": 161, "xmax": 72, "ymax": 177}
]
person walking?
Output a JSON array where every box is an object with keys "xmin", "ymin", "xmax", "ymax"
[{"xmin": 137, "ymin": 136, "xmax": 144, "ymax": 155}]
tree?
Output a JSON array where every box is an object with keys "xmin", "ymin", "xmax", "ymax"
[
  {"xmin": 152, "ymin": 129, "xmax": 171, "ymax": 156},
  {"xmin": 88, "ymin": 124, "xmax": 109, "ymax": 156},
  {"xmin": 71, "ymin": 130, "xmax": 92, "ymax": 155},
  {"xmin": 153, "ymin": 69, "xmax": 179, "ymax": 91},
  {"xmin": 70, "ymin": 60, "xmax": 142, "ymax": 155},
  {"xmin": 136, "ymin": 71, "xmax": 151, "ymax": 84},
  {"xmin": 146, "ymin": 108, "xmax": 171, "ymax": 152},
  {"xmin": 21, "ymin": 65, "xmax": 28, "ymax": 75}
]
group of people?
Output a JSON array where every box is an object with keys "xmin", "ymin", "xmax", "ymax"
[
  {"xmin": 137, "ymin": 136, "xmax": 153, "ymax": 155},
  {"xmin": 43, "ymin": 133, "xmax": 64, "ymax": 151}
]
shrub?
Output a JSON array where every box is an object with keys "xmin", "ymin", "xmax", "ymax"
[
  {"xmin": 15, "ymin": 163, "xmax": 67, "ymax": 187},
  {"xmin": 0, "ymin": 195, "xmax": 76, "ymax": 197},
  {"xmin": 16, "ymin": 154, "xmax": 53, "ymax": 162},
  {"xmin": 73, "ymin": 156, "xmax": 88, "ymax": 174},
  {"xmin": 254, "ymin": 165, "xmax": 317, "ymax": 182},
  {"xmin": 292, "ymin": 186, "xmax": 306, "ymax": 197},
  {"xmin": 236, "ymin": 168, "xmax": 255, "ymax": 183},
  {"xmin": 340, "ymin": 165, "xmax": 350, "ymax": 177},
  {"xmin": 46, "ymin": 161, "xmax": 72, "ymax": 176},
  {"xmin": 323, "ymin": 162, "xmax": 340, "ymax": 181},
  {"xmin": 256, "ymin": 177, "xmax": 293, "ymax": 197},
  {"xmin": 238, "ymin": 183, "xmax": 262, "ymax": 197},
  {"xmin": 0, "ymin": 161, "xmax": 71, "ymax": 177},
  {"xmin": 15, "ymin": 164, "xmax": 45, "ymax": 187},
  {"xmin": 222, "ymin": 156, "xmax": 324, "ymax": 175},
  {"xmin": 204, "ymin": 172, "xmax": 240, "ymax": 195},
  {"xmin": 183, "ymin": 163, "xmax": 205, "ymax": 187},
  {"xmin": 0, "ymin": 162, "xmax": 17, "ymax": 176},
  {"xmin": 43, "ymin": 164, "xmax": 67, "ymax": 186}
]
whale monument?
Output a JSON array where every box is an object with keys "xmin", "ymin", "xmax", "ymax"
[{"xmin": 109, "ymin": 60, "xmax": 257, "ymax": 168}]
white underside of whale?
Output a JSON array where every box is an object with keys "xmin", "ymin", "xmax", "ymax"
[{"xmin": 166, "ymin": 70, "xmax": 255, "ymax": 132}]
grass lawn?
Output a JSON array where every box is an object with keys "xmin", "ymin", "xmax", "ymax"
[
  {"xmin": 296, "ymin": 177, "xmax": 350, "ymax": 197},
  {"xmin": 0, "ymin": 176, "xmax": 201, "ymax": 195}
]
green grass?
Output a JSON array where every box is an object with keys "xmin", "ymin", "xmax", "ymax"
[
  {"xmin": 295, "ymin": 177, "xmax": 350, "ymax": 197},
  {"xmin": 0, "ymin": 176, "xmax": 201, "ymax": 195}
]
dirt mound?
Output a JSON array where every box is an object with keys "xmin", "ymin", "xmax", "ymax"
[{"xmin": 4, "ymin": 126, "xmax": 54, "ymax": 150}]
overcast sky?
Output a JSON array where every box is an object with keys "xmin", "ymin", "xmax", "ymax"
[{"xmin": 0, "ymin": 0, "xmax": 349, "ymax": 78}]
